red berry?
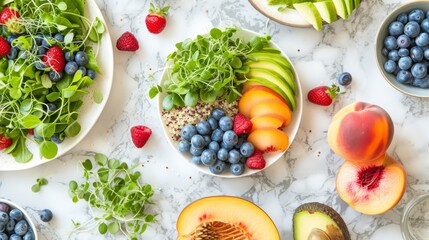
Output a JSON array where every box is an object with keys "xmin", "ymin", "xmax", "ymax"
[
  {"xmin": 307, "ymin": 84, "xmax": 341, "ymax": 106},
  {"xmin": 0, "ymin": 7, "xmax": 20, "ymax": 25},
  {"xmin": 145, "ymin": 3, "xmax": 169, "ymax": 34},
  {"xmin": 0, "ymin": 37, "xmax": 10, "ymax": 57},
  {"xmin": 130, "ymin": 125, "xmax": 152, "ymax": 148},
  {"xmin": 43, "ymin": 45, "xmax": 65, "ymax": 73},
  {"xmin": 233, "ymin": 113, "xmax": 252, "ymax": 135},
  {"xmin": 28, "ymin": 129, "xmax": 34, "ymax": 135},
  {"xmin": 116, "ymin": 32, "xmax": 139, "ymax": 52},
  {"xmin": 0, "ymin": 134, "xmax": 12, "ymax": 150},
  {"xmin": 246, "ymin": 151, "xmax": 266, "ymax": 170}
]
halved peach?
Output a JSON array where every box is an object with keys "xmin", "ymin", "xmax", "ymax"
[
  {"xmin": 251, "ymin": 115, "xmax": 283, "ymax": 131},
  {"xmin": 247, "ymin": 128, "xmax": 289, "ymax": 153},
  {"xmin": 336, "ymin": 154, "xmax": 406, "ymax": 215},
  {"xmin": 249, "ymin": 101, "xmax": 292, "ymax": 127},
  {"xmin": 176, "ymin": 196, "xmax": 280, "ymax": 239},
  {"xmin": 238, "ymin": 87, "xmax": 286, "ymax": 118}
]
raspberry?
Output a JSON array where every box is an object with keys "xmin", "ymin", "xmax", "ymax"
[
  {"xmin": 245, "ymin": 151, "xmax": 266, "ymax": 170},
  {"xmin": 233, "ymin": 113, "xmax": 252, "ymax": 135}
]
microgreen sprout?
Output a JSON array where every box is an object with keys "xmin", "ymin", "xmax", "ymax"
[{"xmin": 31, "ymin": 177, "xmax": 48, "ymax": 192}]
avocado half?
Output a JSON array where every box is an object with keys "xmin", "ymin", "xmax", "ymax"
[{"xmin": 293, "ymin": 202, "xmax": 351, "ymax": 240}]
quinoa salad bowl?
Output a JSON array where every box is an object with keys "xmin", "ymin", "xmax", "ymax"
[{"xmin": 155, "ymin": 28, "xmax": 303, "ymax": 178}]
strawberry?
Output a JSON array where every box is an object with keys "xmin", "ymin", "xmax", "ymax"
[
  {"xmin": 0, "ymin": 134, "xmax": 12, "ymax": 150},
  {"xmin": 145, "ymin": 3, "xmax": 170, "ymax": 34},
  {"xmin": 116, "ymin": 32, "xmax": 139, "ymax": 52},
  {"xmin": 130, "ymin": 125, "xmax": 152, "ymax": 148},
  {"xmin": 0, "ymin": 37, "xmax": 10, "ymax": 57},
  {"xmin": 0, "ymin": 7, "xmax": 20, "ymax": 25},
  {"xmin": 246, "ymin": 150, "xmax": 266, "ymax": 170},
  {"xmin": 233, "ymin": 113, "xmax": 252, "ymax": 135},
  {"xmin": 307, "ymin": 84, "xmax": 341, "ymax": 106},
  {"xmin": 43, "ymin": 45, "xmax": 65, "ymax": 72}
]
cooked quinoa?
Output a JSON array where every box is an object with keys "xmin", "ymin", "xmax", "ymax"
[{"xmin": 162, "ymin": 99, "xmax": 238, "ymax": 141}]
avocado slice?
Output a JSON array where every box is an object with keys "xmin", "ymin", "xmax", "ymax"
[
  {"xmin": 332, "ymin": 0, "xmax": 349, "ymax": 19},
  {"xmin": 354, "ymin": 0, "xmax": 361, "ymax": 8},
  {"xmin": 248, "ymin": 52, "xmax": 295, "ymax": 76},
  {"xmin": 344, "ymin": 0, "xmax": 354, "ymax": 15},
  {"xmin": 293, "ymin": 2, "xmax": 323, "ymax": 31},
  {"xmin": 293, "ymin": 202, "xmax": 351, "ymax": 240},
  {"xmin": 314, "ymin": 1, "xmax": 338, "ymax": 24}
]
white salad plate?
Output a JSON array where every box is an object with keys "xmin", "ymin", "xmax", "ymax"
[
  {"xmin": 157, "ymin": 28, "xmax": 303, "ymax": 178},
  {"xmin": 0, "ymin": 0, "xmax": 114, "ymax": 171},
  {"xmin": 248, "ymin": 0, "xmax": 312, "ymax": 28}
]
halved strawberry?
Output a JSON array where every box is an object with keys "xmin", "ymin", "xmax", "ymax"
[
  {"xmin": 43, "ymin": 45, "xmax": 65, "ymax": 72},
  {"xmin": 0, "ymin": 134, "xmax": 12, "ymax": 150}
]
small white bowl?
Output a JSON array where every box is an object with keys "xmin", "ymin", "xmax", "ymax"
[
  {"xmin": 157, "ymin": 28, "xmax": 303, "ymax": 178},
  {"xmin": 0, "ymin": 199, "xmax": 38, "ymax": 239},
  {"xmin": 401, "ymin": 193, "xmax": 429, "ymax": 239},
  {"xmin": 375, "ymin": 0, "xmax": 429, "ymax": 97}
]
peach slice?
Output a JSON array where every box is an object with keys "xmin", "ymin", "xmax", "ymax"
[
  {"xmin": 251, "ymin": 115, "xmax": 283, "ymax": 131},
  {"xmin": 247, "ymin": 128, "xmax": 289, "ymax": 153},
  {"xmin": 176, "ymin": 196, "xmax": 280, "ymax": 240},
  {"xmin": 336, "ymin": 154, "xmax": 406, "ymax": 215},
  {"xmin": 238, "ymin": 87, "xmax": 287, "ymax": 118},
  {"xmin": 242, "ymin": 81, "xmax": 261, "ymax": 92},
  {"xmin": 250, "ymin": 101, "xmax": 292, "ymax": 127}
]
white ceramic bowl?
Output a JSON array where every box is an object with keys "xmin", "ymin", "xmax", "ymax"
[
  {"xmin": 157, "ymin": 28, "xmax": 303, "ymax": 178},
  {"xmin": 375, "ymin": 0, "xmax": 429, "ymax": 97},
  {"xmin": 0, "ymin": 199, "xmax": 38, "ymax": 239}
]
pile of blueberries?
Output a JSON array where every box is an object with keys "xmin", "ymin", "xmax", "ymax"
[
  {"xmin": 0, "ymin": 202, "xmax": 35, "ymax": 240},
  {"xmin": 383, "ymin": 9, "xmax": 429, "ymax": 88},
  {"xmin": 178, "ymin": 108, "xmax": 255, "ymax": 176}
]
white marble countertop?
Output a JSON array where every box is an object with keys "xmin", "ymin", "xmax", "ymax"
[{"xmin": 1, "ymin": 0, "xmax": 428, "ymax": 239}]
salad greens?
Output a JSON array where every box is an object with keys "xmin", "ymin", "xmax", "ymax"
[
  {"xmin": 0, "ymin": 0, "xmax": 104, "ymax": 162},
  {"xmin": 149, "ymin": 27, "xmax": 271, "ymax": 110},
  {"xmin": 68, "ymin": 153, "xmax": 156, "ymax": 240},
  {"xmin": 31, "ymin": 177, "xmax": 48, "ymax": 192}
]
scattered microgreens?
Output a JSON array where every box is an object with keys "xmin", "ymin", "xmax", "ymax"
[
  {"xmin": 31, "ymin": 177, "xmax": 48, "ymax": 192},
  {"xmin": 149, "ymin": 27, "xmax": 271, "ymax": 110},
  {"xmin": 0, "ymin": 0, "xmax": 105, "ymax": 163},
  {"xmin": 68, "ymin": 153, "xmax": 156, "ymax": 240}
]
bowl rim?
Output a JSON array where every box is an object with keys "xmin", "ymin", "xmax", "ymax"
[
  {"xmin": 400, "ymin": 193, "xmax": 429, "ymax": 239},
  {"xmin": 0, "ymin": 198, "xmax": 38, "ymax": 239},
  {"xmin": 375, "ymin": 0, "xmax": 429, "ymax": 98}
]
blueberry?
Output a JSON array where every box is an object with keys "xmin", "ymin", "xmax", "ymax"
[
  {"xmin": 0, "ymin": 211, "xmax": 9, "ymax": 223},
  {"xmin": 209, "ymin": 161, "xmax": 226, "ymax": 174},
  {"xmin": 180, "ymin": 124, "xmax": 197, "ymax": 141},
  {"xmin": 75, "ymin": 51, "xmax": 88, "ymax": 66},
  {"xmin": 41, "ymin": 37, "xmax": 51, "ymax": 47},
  {"xmin": 397, "ymin": 13, "xmax": 408, "ymax": 25},
  {"xmin": 6, "ymin": 219, "xmax": 15, "ymax": 233},
  {"xmin": 201, "ymin": 149, "xmax": 217, "ymax": 166},
  {"xmin": 218, "ymin": 116, "xmax": 233, "ymax": 131},
  {"xmin": 35, "ymin": 33, "xmax": 43, "ymax": 45},
  {"xmin": 10, "ymin": 234, "xmax": 22, "ymax": 240},
  {"xmin": 9, "ymin": 209, "xmax": 23, "ymax": 221},
  {"xmin": 87, "ymin": 69, "xmax": 96, "ymax": 79},
  {"xmin": 397, "ymin": 35, "xmax": 411, "ymax": 48},
  {"xmin": 230, "ymin": 163, "xmax": 244, "ymax": 176},
  {"xmin": 337, "ymin": 72, "xmax": 352, "ymax": 86},
  {"xmin": 78, "ymin": 66, "xmax": 87, "ymax": 76},
  {"xmin": 23, "ymin": 232, "xmax": 34, "ymax": 240},
  {"xmin": 413, "ymin": 76, "xmax": 429, "ymax": 88},
  {"xmin": 424, "ymin": 49, "xmax": 429, "ymax": 59},
  {"xmin": 228, "ymin": 149, "xmax": 241, "ymax": 164},
  {"xmin": 411, "ymin": 62, "xmax": 427, "ymax": 78},
  {"xmin": 388, "ymin": 21, "xmax": 404, "ymax": 37},
  {"xmin": 416, "ymin": 32, "xmax": 429, "ymax": 46},
  {"xmin": 382, "ymin": 48, "xmax": 389, "ymax": 56},
  {"xmin": 207, "ymin": 117, "xmax": 218, "ymax": 130},
  {"xmin": 190, "ymin": 146, "xmax": 204, "ymax": 156},
  {"xmin": 222, "ymin": 130, "xmax": 238, "ymax": 147},
  {"xmin": 37, "ymin": 46, "xmax": 46, "ymax": 56},
  {"xmin": 64, "ymin": 51, "xmax": 74, "ymax": 62},
  {"xmin": 398, "ymin": 48, "xmax": 410, "ymax": 57},
  {"xmin": 235, "ymin": 135, "xmax": 246, "ymax": 149},
  {"xmin": 217, "ymin": 148, "xmax": 229, "ymax": 161},
  {"xmin": 208, "ymin": 141, "xmax": 220, "ymax": 152},
  {"xmin": 0, "ymin": 233, "xmax": 7, "ymax": 240},
  {"xmin": 191, "ymin": 155, "xmax": 202, "ymax": 165},
  {"xmin": 383, "ymin": 36, "xmax": 397, "ymax": 50},
  {"xmin": 211, "ymin": 108, "xmax": 225, "ymax": 120},
  {"xmin": 6, "ymin": 35, "xmax": 16, "ymax": 44},
  {"xmin": 0, "ymin": 223, "xmax": 5, "ymax": 232},
  {"xmin": 384, "ymin": 60, "xmax": 397, "ymax": 73},
  {"xmin": 220, "ymin": 141, "xmax": 234, "ymax": 150},
  {"xmin": 211, "ymin": 129, "xmax": 224, "ymax": 142},
  {"xmin": 404, "ymin": 21, "xmax": 421, "ymax": 38},
  {"xmin": 411, "ymin": 46, "xmax": 424, "ymax": 62},
  {"xmin": 7, "ymin": 46, "xmax": 17, "ymax": 59},
  {"xmin": 396, "ymin": 70, "xmax": 413, "ymax": 84},
  {"xmin": 178, "ymin": 140, "xmax": 190, "ymax": 153},
  {"xmin": 64, "ymin": 61, "xmax": 78, "ymax": 75},
  {"xmin": 399, "ymin": 56, "xmax": 413, "ymax": 70},
  {"xmin": 203, "ymin": 135, "xmax": 211, "ymax": 145},
  {"xmin": 388, "ymin": 50, "xmax": 399, "ymax": 61},
  {"xmin": 240, "ymin": 142, "xmax": 255, "ymax": 157},
  {"xmin": 409, "ymin": 9, "xmax": 425, "ymax": 23},
  {"xmin": 50, "ymin": 134, "xmax": 63, "ymax": 144},
  {"xmin": 54, "ymin": 33, "xmax": 64, "ymax": 42},
  {"xmin": 48, "ymin": 71, "xmax": 63, "ymax": 82},
  {"xmin": 34, "ymin": 62, "xmax": 46, "ymax": 70},
  {"xmin": 190, "ymin": 135, "xmax": 205, "ymax": 149},
  {"xmin": 14, "ymin": 220, "xmax": 28, "ymax": 236},
  {"xmin": 196, "ymin": 121, "xmax": 211, "ymax": 135},
  {"xmin": 39, "ymin": 209, "xmax": 52, "ymax": 222},
  {"xmin": 0, "ymin": 204, "xmax": 9, "ymax": 213}
]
